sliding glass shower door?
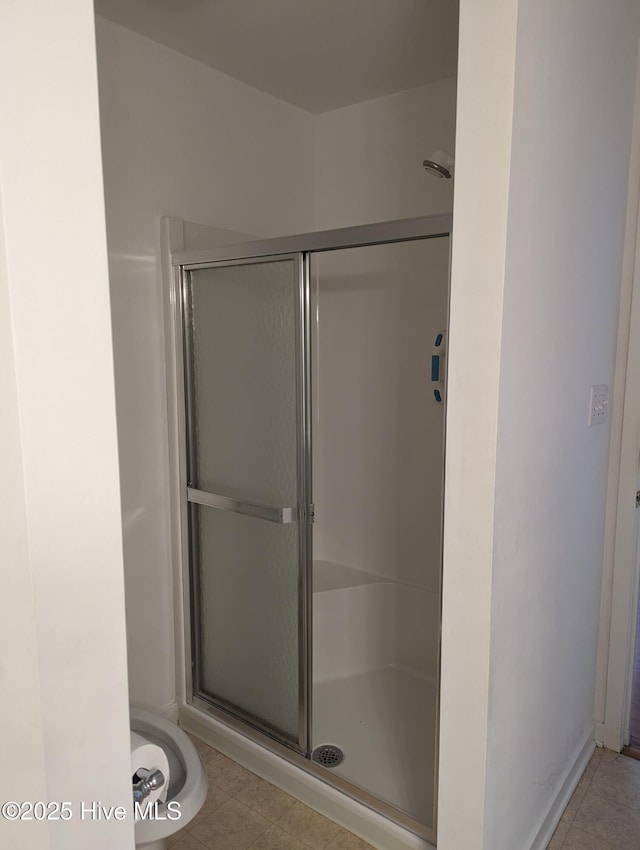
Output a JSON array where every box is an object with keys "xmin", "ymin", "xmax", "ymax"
[
  {"xmin": 183, "ymin": 255, "xmax": 311, "ymax": 750},
  {"xmin": 310, "ymin": 238, "xmax": 449, "ymax": 833},
  {"xmin": 174, "ymin": 214, "xmax": 452, "ymax": 844}
]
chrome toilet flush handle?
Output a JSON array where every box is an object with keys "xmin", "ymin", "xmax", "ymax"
[{"xmin": 132, "ymin": 768, "xmax": 165, "ymax": 804}]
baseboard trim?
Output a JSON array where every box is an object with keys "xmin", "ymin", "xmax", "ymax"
[
  {"xmin": 527, "ymin": 727, "xmax": 595, "ymax": 850},
  {"xmin": 179, "ymin": 702, "xmax": 434, "ymax": 850}
]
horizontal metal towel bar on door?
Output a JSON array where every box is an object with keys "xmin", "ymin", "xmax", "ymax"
[{"xmin": 187, "ymin": 487, "xmax": 298, "ymax": 524}]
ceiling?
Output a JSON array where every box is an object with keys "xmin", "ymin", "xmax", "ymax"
[{"xmin": 94, "ymin": 0, "xmax": 459, "ymax": 114}]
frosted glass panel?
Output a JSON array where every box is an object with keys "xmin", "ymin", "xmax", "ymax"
[
  {"xmin": 189, "ymin": 260, "xmax": 297, "ymax": 505},
  {"xmin": 187, "ymin": 257, "xmax": 302, "ymax": 746},
  {"xmin": 195, "ymin": 504, "xmax": 299, "ymax": 741}
]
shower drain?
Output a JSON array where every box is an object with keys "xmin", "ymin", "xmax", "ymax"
[{"xmin": 311, "ymin": 744, "xmax": 344, "ymax": 768}]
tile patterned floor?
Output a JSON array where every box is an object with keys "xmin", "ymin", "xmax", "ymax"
[
  {"xmin": 549, "ymin": 746, "xmax": 640, "ymax": 849},
  {"xmin": 175, "ymin": 735, "xmax": 640, "ymax": 849},
  {"xmin": 168, "ymin": 734, "xmax": 376, "ymax": 850}
]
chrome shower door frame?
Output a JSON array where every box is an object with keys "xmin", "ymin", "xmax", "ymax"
[
  {"xmin": 179, "ymin": 252, "xmax": 312, "ymax": 755},
  {"xmin": 170, "ymin": 213, "xmax": 453, "ymax": 845}
]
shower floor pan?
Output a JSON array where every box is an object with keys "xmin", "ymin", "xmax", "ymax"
[{"xmin": 312, "ymin": 666, "xmax": 436, "ymax": 829}]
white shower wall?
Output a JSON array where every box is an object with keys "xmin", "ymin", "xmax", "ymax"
[
  {"xmin": 310, "ymin": 236, "xmax": 449, "ymax": 830},
  {"xmin": 315, "ymin": 77, "xmax": 456, "ymax": 230},
  {"xmin": 314, "ymin": 578, "xmax": 440, "ymax": 683},
  {"xmin": 312, "ymin": 240, "xmax": 450, "ymax": 594},
  {"xmin": 95, "ymin": 12, "xmax": 456, "ymax": 714},
  {"xmin": 96, "ymin": 16, "xmax": 316, "ymax": 713},
  {"xmin": 310, "ymin": 98, "xmax": 455, "ymax": 792}
]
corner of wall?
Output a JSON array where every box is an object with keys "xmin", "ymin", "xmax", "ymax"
[{"xmin": 437, "ymin": 1, "xmax": 520, "ymax": 847}]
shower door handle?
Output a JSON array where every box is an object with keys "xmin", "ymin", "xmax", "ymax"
[{"xmin": 187, "ymin": 487, "xmax": 299, "ymax": 524}]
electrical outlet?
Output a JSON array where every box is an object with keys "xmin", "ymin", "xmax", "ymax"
[{"xmin": 589, "ymin": 384, "xmax": 608, "ymax": 426}]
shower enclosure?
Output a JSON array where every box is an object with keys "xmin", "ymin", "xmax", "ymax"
[{"xmin": 171, "ymin": 214, "xmax": 451, "ymax": 845}]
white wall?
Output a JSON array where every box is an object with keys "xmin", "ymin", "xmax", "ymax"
[
  {"xmin": 311, "ymin": 239, "xmax": 449, "ymax": 593},
  {"xmin": 315, "ymin": 78, "xmax": 456, "ymax": 230},
  {"xmin": 0, "ymin": 186, "xmax": 50, "ymax": 850},
  {"xmin": 0, "ymin": 3, "xmax": 133, "ymax": 849},
  {"xmin": 438, "ymin": 2, "xmax": 518, "ymax": 847},
  {"xmin": 440, "ymin": 2, "xmax": 640, "ymax": 849},
  {"xmin": 486, "ymin": 3, "xmax": 640, "ymax": 847},
  {"xmin": 95, "ymin": 17, "xmax": 316, "ymax": 712},
  {"xmin": 311, "ymin": 75, "xmax": 456, "ymax": 607}
]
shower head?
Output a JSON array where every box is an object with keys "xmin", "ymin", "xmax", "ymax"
[{"xmin": 423, "ymin": 149, "xmax": 455, "ymax": 179}]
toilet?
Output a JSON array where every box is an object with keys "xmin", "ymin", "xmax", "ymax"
[{"xmin": 130, "ymin": 708, "xmax": 208, "ymax": 850}]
